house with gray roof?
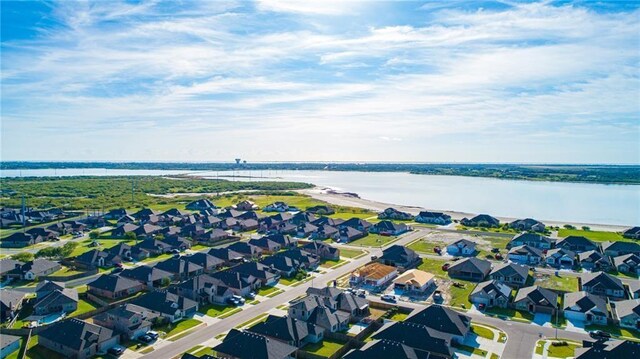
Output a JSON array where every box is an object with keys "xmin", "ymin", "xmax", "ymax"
[
  {"xmin": 513, "ymin": 286, "xmax": 558, "ymax": 314},
  {"xmin": 300, "ymin": 241, "xmax": 339, "ymax": 260},
  {"xmin": 38, "ymin": 319, "xmax": 119, "ymax": 359},
  {"xmin": 369, "ymin": 220, "xmax": 410, "ymax": 236},
  {"xmin": 93, "ymin": 304, "xmax": 154, "ymax": 340},
  {"xmin": 306, "ymin": 287, "xmax": 370, "ymax": 319},
  {"xmin": 507, "ymin": 233, "xmax": 554, "ymax": 250},
  {"xmin": 623, "ymin": 227, "xmax": 640, "ymax": 240},
  {"xmin": 403, "ymin": 304, "xmax": 471, "ymax": 343},
  {"xmin": 556, "ymin": 236, "xmax": 598, "ymax": 253},
  {"xmin": 87, "ymin": 274, "xmax": 145, "ymax": 299},
  {"xmin": 578, "ymin": 250, "xmax": 612, "ymax": 272},
  {"xmin": 0, "ymin": 334, "xmax": 20, "ymax": 359},
  {"xmin": 507, "ymin": 245, "xmax": 544, "ymax": 265},
  {"xmin": 580, "ymin": 272, "xmax": 626, "ymax": 299},
  {"xmin": 15, "ymin": 259, "xmax": 61, "ymax": 281},
  {"xmin": 371, "ymin": 321, "xmax": 454, "ymax": 358},
  {"xmin": 130, "ymin": 290, "xmax": 198, "ymax": 323},
  {"xmin": 563, "ymin": 291, "xmax": 609, "ymax": 325},
  {"xmin": 213, "ymin": 329, "xmax": 297, "ymax": 359},
  {"xmin": 231, "ymin": 262, "xmax": 280, "ymax": 287},
  {"xmin": 614, "ymin": 299, "xmax": 640, "ymax": 330},
  {"xmin": 446, "ymin": 239, "xmax": 477, "ymax": 256},
  {"xmin": 602, "ymin": 241, "xmax": 640, "ymax": 257},
  {"xmin": 447, "ymin": 257, "xmax": 491, "ymax": 282},
  {"xmin": 247, "ymin": 314, "xmax": 324, "ymax": 347},
  {"xmin": 0, "ymin": 290, "xmax": 26, "ymax": 322},
  {"xmin": 415, "ymin": 211, "xmax": 452, "ymax": 225},
  {"xmin": 489, "ymin": 262, "xmax": 529, "ymax": 287},
  {"xmin": 184, "ymin": 252, "xmax": 225, "ymax": 272},
  {"xmin": 613, "ymin": 254, "xmax": 640, "ymax": 276},
  {"xmin": 344, "ymin": 338, "xmax": 437, "ymax": 359},
  {"xmin": 0, "ymin": 259, "xmax": 24, "ymax": 280},
  {"xmin": 545, "ymin": 248, "xmax": 576, "ymax": 268},
  {"xmin": 154, "ymin": 257, "xmax": 203, "ymax": 280},
  {"xmin": 469, "ymin": 280, "xmax": 512, "ymax": 308},
  {"xmin": 120, "ymin": 265, "xmax": 174, "ymax": 288},
  {"xmin": 380, "ymin": 245, "xmax": 420, "ymax": 269},
  {"xmin": 378, "ymin": 207, "xmax": 413, "ymax": 220},
  {"xmin": 33, "ymin": 288, "xmax": 78, "ymax": 315},
  {"xmin": 509, "ymin": 218, "xmax": 546, "ymax": 232},
  {"xmin": 461, "ymin": 214, "xmax": 500, "ymax": 228},
  {"xmin": 173, "ymin": 273, "xmax": 234, "ymax": 305},
  {"xmin": 575, "ymin": 339, "xmax": 640, "ymax": 359}
]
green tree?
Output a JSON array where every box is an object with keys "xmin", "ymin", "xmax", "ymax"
[
  {"xmin": 11, "ymin": 252, "xmax": 34, "ymax": 262},
  {"xmin": 124, "ymin": 232, "xmax": 138, "ymax": 241},
  {"xmin": 89, "ymin": 230, "xmax": 100, "ymax": 239}
]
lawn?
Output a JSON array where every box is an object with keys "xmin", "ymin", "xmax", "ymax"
[
  {"xmin": 200, "ymin": 303, "xmax": 241, "ymax": 318},
  {"xmin": 416, "ymin": 258, "xmax": 449, "ymax": 277},
  {"xmin": 69, "ymin": 298, "xmax": 99, "ymax": 317},
  {"xmin": 388, "ymin": 312, "xmax": 409, "ymax": 321},
  {"xmin": 319, "ymin": 259, "xmax": 346, "ymax": 268},
  {"xmin": 449, "ymin": 280, "xmax": 474, "ymax": 309},
  {"xmin": 558, "ymin": 228, "xmax": 625, "ymax": 242},
  {"xmin": 585, "ymin": 324, "xmax": 640, "ymax": 339},
  {"xmin": 547, "ymin": 342, "xmax": 580, "ymax": 358},
  {"xmin": 303, "ymin": 339, "xmax": 346, "ymax": 357},
  {"xmin": 534, "ymin": 275, "xmax": 579, "ymax": 292},
  {"xmin": 339, "ymin": 248, "xmax": 366, "ymax": 258},
  {"xmin": 485, "ymin": 307, "xmax": 535, "ymax": 322},
  {"xmin": 18, "ymin": 336, "xmax": 66, "ymax": 359},
  {"xmin": 191, "ymin": 346, "xmax": 214, "ymax": 357},
  {"xmin": 407, "ymin": 238, "xmax": 445, "ymax": 254},
  {"xmin": 154, "ymin": 318, "xmax": 201, "ymax": 338},
  {"xmin": 256, "ymin": 286, "xmax": 280, "ymax": 296},
  {"xmin": 49, "ymin": 266, "xmax": 87, "ymax": 277},
  {"xmin": 279, "ymin": 276, "xmax": 307, "ymax": 286},
  {"xmin": 236, "ymin": 313, "xmax": 270, "ymax": 329},
  {"xmin": 349, "ymin": 234, "xmax": 399, "ymax": 248},
  {"xmin": 453, "ymin": 343, "xmax": 489, "ymax": 357},
  {"xmin": 471, "ymin": 324, "xmax": 495, "ymax": 340}
]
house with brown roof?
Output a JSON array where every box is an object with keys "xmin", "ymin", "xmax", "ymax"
[{"xmin": 350, "ymin": 263, "xmax": 398, "ymax": 288}]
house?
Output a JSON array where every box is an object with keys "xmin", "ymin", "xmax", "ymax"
[
  {"xmin": 278, "ymin": 249, "xmax": 320, "ymax": 271},
  {"xmin": 131, "ymin": 290, "xmax": 198, "ymax": 323},
  {"xmin": 614, "ymin": 299, "xmax": 640, "ymax": 329},
  {"xmin": 343, "ymin": 338, "xmax": 440, "ymax": 359},
  {"xmin": 310, "ymin": 224, "xmax": 339, "ymax": 241},
  {"xmin": 0, "ymin": 259, "xmax": 23, "ymax": 281},
  {"xmin": 629, "ymin": 281, "xmax": 640, "ymax": 299},
  {"xmin": 447, "ymin": 258, "xmax": 492, "ymax": 282},
  {"xmin": 87, "ymin": 274, "xmax": 145, "ymax": 299},
  {"xmin": 369, "ymin": 221, "xmax": 410, "ymax": 236},
  {"xmin": 507, "ymin": 233, "xmax": 554, "ymax": 250},
  {"xmin": 1, "ymin": 232, "xmax": 42, "ymax": 247},
  {"xmin": 112, "ymin": 223, "xmax": 139, "ymax": 238},
  {"xmin": 461, "ymin": 214, "xmax": 500, "ymax": 228},
  {"xmin": 370, "ymin": 321, "xmax": 454, "ymax": 358},
  {"xmin": 306, "ymin": 205, "xmax": 335, "ymax": 215},
  {"xmin": 469, "ymin": 280, "xmax": 511, "ymax": 308},
  {"xmin": 15, "ymin": 259, "xmax": 61, "ymax": 280},
  {"xmin": 393, "ymin": 269, "xmax": 435, "ymax": 293},
  {"xmin": 184, "ymin": 253, "xmax": 225, "ymax": 273},
  {"xmin": 0, "ymin": 290, "xmax": 26, "ymax": 322},
  {"xmin": 263, "ymin": 234, "xmax": 297, "ymax": 248},
  {"xmin": 379, "ymin": 245, "xmax": 420, "ymax": 269},
  {"xmin": 378, "ymin": 208, "xmax": 413, "ymax": 220},
  {"xmin": 556, "ymin": 236, "xmax": 598, "ymax": 253},
  {"xmin": 154, "ymin": 258, "xmax": 204, "ymax": 280},
  {"xmin": 247, "ymin": 314, "xmax": 324, "ymax": 347},
  {"xmin": 300, "ymin": 241, "xmax": 340, "ymax": 260},
  {"xmin": 446, "ymin": 239, "xmax": 477, "ymax": 256},
  {"xmin": 234, "ymin": 200, "xmax": 259, "ymax": 211},
  {"xmin": 163, "ymin": 236, "xmax": 192, "ymax": 251},
  {"xmin": 228, "ymin": 242, "xmax": 263, "ymax": 259},
  {"xmin": 415, "ymin": 211, "xmax": 452, "ymax": 225},
  {"xmin": 108, "ymin": 243, "xmax": 149, "ymax": 261},
  {"xmin": 489, "ymin": 262, "xmax": 530, "ymax": 287},
  {"xmin": 601, "ymin": 241, "xmax": 640, "ymax": 257},
  {"xmin": 338, "ymin": 227, "xmax": 366, "ymax": 243},
  {"xmin": 507, "ymin": 245, "xmax": 544, "ymax": 265},
  {"xmin": 38, "ymin": 319, "xmax": 119, "ymax": 359},
  {"xmin": 623, "ymin": 227, "xmax": 640, "ymax": 240},
  {"xmin": 545, "ymin": 248, "xmax": 576, "ymax": 267},
  {"xmin": 132, "ymin": 208, "xmax": 158, "ymax": 220},
  {"xmin": 92, "ymin": 304, "xmax": 154, "ymax": 340},
  {"xmin": 208, "ymin": 248, "xmax": 245, "ymax": 265},
  {"xmin": 260, "ymin": 255, "xmax": 299, "ymax": 277},
  {"xmin": 249, "ymin": 237, "xmax": 281, "ymax": 254},
  {"xmin": 213, "ymin": 329, "xmax": 297, "ymax": 359},
  {"xmin": 580, "ymin": 272, "xmax": 626, "ymax": 299},
  {"xmin": 133, "ymin": 224, "xmax": 163, "ymax": 238},
  {"xmin": 296, "ymin": 222, "xmax": 318, "ymax": 238},
  {"xmin": 513, "ymin": 286, "xmax": 558, "ymax": 314},
  {"xmin": 116, "ymin": 215, "xmax": 135, "ymax": 224},
  {"xmin": 133, "ymin": 239, "xmax": 172, "ymax": 256},
  {"xmin": 35, "ymin": 280, "xmax": 65, "ymax": 298},
  {"xmin": 509, "ymin": 218, "xmax": 546, "ymax": 232},
  {"xmin": 33, "ymin": 288, "xmax": 78, "ymax": 315},
  {"xmin": 563, "ymin": 291, "xmax": 608, "ymax": 325},
  {"xmin": 174, "ymin": 274, "xmax": 234, "ymax": 305},
  {"xmin": 613, "ymin": 254, "xmax": 640, "ymax": 276},
  {"xmin": 1, "ymin": 335, "xmax": 20, "ymax": 359},
  {"xmin": 340, "ymin": 218, "xmax": 372, "ymax": 232},
  {"xmin": 306, "ymin": 287, "xmax": 370, "ymax": 318},
  {"xmin": 75, "ymin": 249, "xmax": 121, "ymax": 269},
  {"xmin": 578, "ymin": 250, "xmax": 612, "ymax": 272},
  {"xmin": 403, "ymin": 304, "xmax": 471, "ymax": 344},
  {"xmin": 105, "ymin": 208, "xmax": 130, "ymax": 220},
  {"xmin": 350, "ymin": 263, "xmax": 398, "ymax": 288},
  {"xmin": 574, "ymin": 339, "xmax": 640, "ymax": 359},
  {"xmin": 210, "ymin": 270, "xmax": 260, "ymax": 296},
  {"xmin": 26, "ymin": 227, "xmax": 59, "ymax": 240},
  {"xmin": 288, "ymin": 296, "xmax": 350, "ymax": 332},
  {"xmin": 200, "ymin": 229, "xmax": 230, "ymax": 243},
  {"xmin": 231, "ymin": 262, "xmax": 280, "ymax": 287},
  {"xmin": 186, "ymin": 199, "xmax": 216, "ymax": 211},
  {"xmin": 263, "ymin": 202, "xmax": 294, "ymax": 213},
  {"xmin": 120, "ymin": 265, "xmax": 174, "ymax": 288}
]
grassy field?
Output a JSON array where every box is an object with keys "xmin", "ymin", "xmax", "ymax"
[
  {"xmin": 319, "ymin": 259, "xmax": 346, "ymax": 268},
  {"xmin": 339, "ymin": 248, "xmax": 366, "ymax": 258},
  {"xmin": 199, "ymin": 303, "xmax": 240, "ymax": 318},
  {"xmin": 534, "ymin": 275, "xmax": 579, "ymax": 292},
  {"xmin": 558, "ymin": 229, "xmax": 625, "ymax": 242},
  {"xmin": 471, "ymin": 324, "xmax": 495, "ymax": 340},
  {"xmin": 407, "ymin": 238, "xmax": 445, "ymax": 254},
  {"xmin": 547, "ymin": 342, "xmax": 580, "ymax": 358},
  {"xmin": 349, "ymin": 234, "xmax": 399, "ymax": 247},
  {"xmin": 416, "ymin": 257, "xmax": 449, "ymax": 277},
  {"xmin": 256, "ymin": 286, "xmax": 280, "ymax": 296},
  {"xmin": 303, "ymin": 339, "xmax": 346, "ymax": 357},
  {"xmin": 18, "ymin": 336, "xmax": 65, "ymax": 359},
  {"xmin": 154, "ymin": 318, "xmax": 201, "ymax": 338}
]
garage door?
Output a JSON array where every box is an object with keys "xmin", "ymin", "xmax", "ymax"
[
  {"xmin": 564, "ymin": 310, "xmax": 586, "ymax": 321},
  {"xmin": 470, "ymin": 295, "xmax": 489, "ymax": 305}
]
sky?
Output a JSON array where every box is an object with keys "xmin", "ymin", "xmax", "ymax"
[{"xmin": 1, "ymin": 0, "xmax": 639, "ymax": 163}]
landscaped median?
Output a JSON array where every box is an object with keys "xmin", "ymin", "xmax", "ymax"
[
  {"xmin": 534, "ymin": 339, "xmax": 581, "ymax": 358},
  {"xmin": 200, "ymin": 303, "xmax": 243, "ymax": 318},
  {"xmin": 155, "ymin": 318, "xmax": 203, "ymax": 341},
  {"xmin": 234, "ymin": 312, "xmax": 270, "ymax": 329}
]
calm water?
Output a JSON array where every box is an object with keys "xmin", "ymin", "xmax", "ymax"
[{"xmin": 2, "ymin": 168, "xmax": 638, "ymax": 225}]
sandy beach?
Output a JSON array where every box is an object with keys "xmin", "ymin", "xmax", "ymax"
[{"xmin": 297, "ymin": 187, "xmax": 631, "ymax": 232}]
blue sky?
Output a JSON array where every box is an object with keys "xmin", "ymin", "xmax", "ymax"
[{"xmin": 1, "ymin": 0, "xmax": 639, "ymax": 163}]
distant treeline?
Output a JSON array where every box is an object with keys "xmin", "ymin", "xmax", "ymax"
[
  {"xmin": 0, "ymin": 176, "xmax": 313, "ymax": 210},
  {"xmin": 2, "ymin": 162, "xmax": 639, "ymax": 184}
]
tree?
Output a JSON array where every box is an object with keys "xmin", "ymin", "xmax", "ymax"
[
  {"xmin": 124, "ymin": 232, "xmax": 137, "ymax": 241},
  {"xmin": 89, "ymin": 230, "xmax": 100, "ymax": 239},
  {"xmin": 582, "ymin": 226, "xmax": 591, "ymax": 231},
  {"xmin": 161, "ymin": 277, "xmax": 171, "ymax": 287},
  {"xmin": 11, "ymin": 252, "xmax": 34, "ymax": 262}
]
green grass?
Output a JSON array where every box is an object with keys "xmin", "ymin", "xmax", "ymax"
[
  {"xmin": 154, "ymin": 318, "xmax": 201, "ymax": 338},
  {"xmin": 191, "ymin": 346, "xmax": 214, "ymax": 357},
  {"xmin": 339, "ymin": 248, "xmax": 366, "ymax": 258},
  {"xmin": 68, "ymin": 298, "xmax": 99, "ymax": 317},
  {"xmin": 558, "ymin": 228, "xmax": 625, "ymax": 242},
  {"xmin": 534, "ymin": 275, "xmax": 579, "ymax": 292},
  {"xmin": 279, "ymin": 276, "xmax": 306, "ymax": 286},
  {"xmin": 449, "ymin": 280, "xmax": 474, "ymax": 309},
  {"xmin": 139, "ymin": 346, "xmax": 154, "ymax": 354},
  {"xmin": 490, "ymin": 353, "xmax": 499, "ymax": 359},
  {"xmin": 49, "ymin": 266, "xmax": 87, "ymax": 277},
  {"xmin": 266, "ymin": 289, "xmax": 285, "ymax": 298},
  {"xmin": 407, "ymin": 238, "xmax": 445, "ymax": 254},
  {"xmin": 471, "ymin": 324, "xmax": 495, "ymax": 340},
  {"xmin": 389, "ymin": 312, "xmax": 409, "ymax": 321},
  {"xmin": 219, "ymin": 308, "xmax": 242, "ymax": 319},
  {"xmin": 319, "ymin": 259, "xmax": 346, "ymax": 268},
  {"xmin": 416, "ymin": 258, "xmax": 449, "ymax": 277},
  {"xmin": 585, "ymin": 324, "xmax": 640, "ymax": 339},
  {"xmin": 303, "ymin": 339, "xmax": 346, "ymax": 357},
  {"xmin": 535, "ymin": 341, "xmax": 546, "ymax": 355},
  {"xmin": 547, "ymin": 342, "xmax": 579, "ymax": 358},
  {"xmin": 349, "ymin": 234, "xmax": 399, "ymax": 248},
  {"xmin": 453, "ymin": 343, "xmax": 489, "ymax": 357},
  {"xmin": 485, "ymin": 307, "xmax": 535, "ymax": 322},
  {"xmin": 19, "ymin": 336, "xmax": 66, "ymax": 359},
  {"xmin": 200, "ymin": 303, "xmax": 241, "ymax": 317},
  {"xmin": 256, "ymin": 286, "xmax": 280, "ymax": 296},
  {"xmin": 236, "ymin": 313, "xmax": 270, "ymax": 329}
]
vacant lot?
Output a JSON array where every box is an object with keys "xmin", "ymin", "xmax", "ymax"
[
  {"xmin": 558, "ymin": 229, "xmax": 625, "ymax": 242},
  {"xmin": 534, "ymin": 274, "xmax": 579, "ymax": 292}
]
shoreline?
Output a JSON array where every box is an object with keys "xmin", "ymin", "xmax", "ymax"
[{"xmin": 297, "ymin": 187, "xmax": 632, "ymax": 232}]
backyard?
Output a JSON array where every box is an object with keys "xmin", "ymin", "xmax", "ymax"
[
  {"xmin": 557, "ymin": 228, "xmax": 625, "ymax": 242},
  {"xmin": 339, "ymin": 248, "xmax": 366, "ymax": 259},
  {"xmin": 303, "ymin": 338, "xmax": 347, "ymax": 357}
]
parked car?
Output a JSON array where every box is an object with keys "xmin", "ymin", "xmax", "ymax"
[
  {"xmin": 246, "ymin": 292, "xmax": 256, "ymax": 299},
  {"xmin": 231, "ymin": 295, "xmax": 245, "ymax": 305},
  {"xmin": 139, "ymin": 334, "xmax": 153, "ymax": 343},
  {"xmin": 147, "ymin": 331, "xmax": 159, "ymax": 340},
  {"xmin": 381, "ymin": 294, "xmax": 396, "ymax": 303},
  {"xmin": 441, "ymin": 263, "xmax": 450, "ymax": 271},
  {"xmin": 371, "ymin": 255, "xmax": 378, "ymax": 261},
  {"xmin": 589, "ymin": 330, "xmax": 612, "ymax": 340},
  {"xmin": 356, "ymin": 289, "xmax": 366, "ymax": 298},
  {"xmin": 433, "ymin": 290, "xmax": 442, "ymax": 301},
  {"xmin": 171, "ymin": 249, "xmax": 180, "ymax": 254},
  {"xmin": 478, "ymin": 303, "xmax": 486, "ymax": 310},
  {"xmin": 108, "ymin": 347, "xmax": 124, "ymax": 356}
]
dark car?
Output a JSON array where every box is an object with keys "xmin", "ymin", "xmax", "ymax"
[
  {"xmin": 147, "ymin": 331, "xmax": 159, "ymax": 340},
  {"xmin": 107, "ymin": 347, "xmax": 124, "ymax": 356},
  {"xmin": 589, "ymin": 330, "xmax": 612, "ymax": 340},
  {"xmin": 381, "ymin": 294, "xmax": 396, "ymax": 303},
  {"xmin": 139, "ymin": 334, "xmax": 153, "ymax": 343}
]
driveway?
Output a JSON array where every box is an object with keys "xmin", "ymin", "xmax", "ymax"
[
  {"xmin": 533, "ymin": 313, "xmax": 553, "ymax": 327},
  {"xmin": 564, "ymin": 319, "xmax": 587, "ymax": 333}
]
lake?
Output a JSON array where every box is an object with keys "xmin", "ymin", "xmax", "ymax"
[{"xmin": 2, "ymin": 168, "xmax": 638, "ymax": 226}]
